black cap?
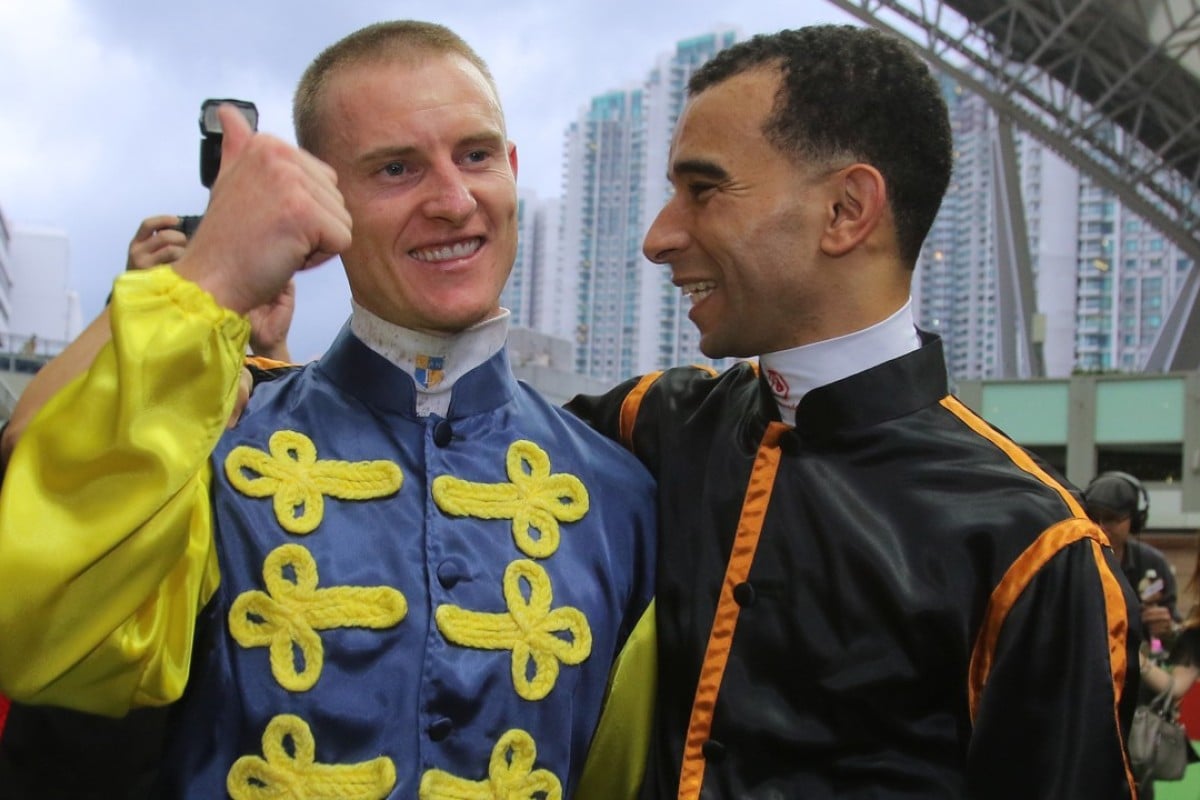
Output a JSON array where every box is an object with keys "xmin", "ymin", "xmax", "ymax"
[{"xmin": 1083, "ymin": 474, "xmax": 1139, "ymax": 516}]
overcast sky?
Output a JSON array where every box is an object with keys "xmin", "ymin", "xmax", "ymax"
[{"xmin": 0, "ymin": 0, "xmax": 859, "ymax": 361}]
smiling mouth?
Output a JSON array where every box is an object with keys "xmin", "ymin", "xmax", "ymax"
[
  {"xmin": 680, "ymin": 281, "xmax": 716, "ymax": 304},
  {"xmin": 410, "ymin": 237, "xmax": 483, "ymax": 263}
]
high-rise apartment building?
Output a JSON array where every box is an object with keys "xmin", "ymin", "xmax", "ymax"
[
  {"xmin": 1073, "ymin": 133, "xmax": 1195, "ymax": 372},
  {"xmin": 560, "ymin": 28, "xmax": 739, "ymax": 383},
  {"xmin": 501, "ymin": 189, "xmax": 540, "ymax": 329},
  {"xmin": 914, "ymin": 76, "xmax": 1192, "ymax": 379},
  {"xmin": 1020, "ymin": 137, "xmax": 1080, "ymax": 378},
  {"xmin": 529, "ymin": 197, "xmax": 567, "ymax": 340},
  {"xmin": 916, "ymin": 80, "xmax": 1000, "ymax": 380}
]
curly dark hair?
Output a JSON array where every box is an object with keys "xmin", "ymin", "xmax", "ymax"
[{"xmin": 690, "ymin": 25, "xmax": 953, "ymax": 265}]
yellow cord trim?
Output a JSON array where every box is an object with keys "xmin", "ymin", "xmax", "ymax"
[
  {"xmin": 229, "ymin": 544, "xmax": 408, "ymax": 692},
  {"xmin": 225, "ymin": 429, "xmax": 403, "ymax": 534},
  {"xmin": 418, "ymin": 728, "xmax": 562, "ymax": 800},
  {"xmin": 436, "ymin": 559, "xmax": 591, "ymax": 701},
  {"xmin": 432, "ymin": 440, "xmax": 588, "ymax": 559},
  {"xmin": 227, "ymin": 713, "xmax": 397, "ymax": 800}
]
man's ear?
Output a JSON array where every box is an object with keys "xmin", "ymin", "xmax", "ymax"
[{"xmin": 820, "ymin": 163, "xmax": 887, "ymax": 257}]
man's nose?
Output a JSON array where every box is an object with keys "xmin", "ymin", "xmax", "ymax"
[
  {"xmin": 422, "ymin": 164, "xmax": 477, "ymax": 223},
  {"xmin": 642, "ymin": 198, "xmax": 687, "ymax": 264}
]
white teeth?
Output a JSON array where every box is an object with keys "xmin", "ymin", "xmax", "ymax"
[
  {"xmin": 411, "ymin": 238, "xmax": 482, "ymax": 263},
  {"xmin": 680, "ymin": 281, "xmax": 716, "ymax": 304}
]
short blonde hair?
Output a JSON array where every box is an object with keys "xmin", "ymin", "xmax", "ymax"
[{"xmin": 293, "ymin": 20, "xmax": 499, "ymax": 156}]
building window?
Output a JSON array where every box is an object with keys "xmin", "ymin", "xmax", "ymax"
[{"xmin": 1096, "ymin": 445, "xmax": 1182, "ymax": 484}]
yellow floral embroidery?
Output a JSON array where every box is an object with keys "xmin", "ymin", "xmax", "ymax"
[
  {"xmin": 418, "ymin": 729, "xmax": 562, "ymax": 800},
  {"xmin": 229, "ymin": 544, "xmax": 408, "ymax": 692},
  {"xmin": 225, "ymin": 429, "xmax": 403, "ymax": 534},
  {"xmin": 435, "ymin": 560, "xmax": 590, "ymax": 701},
  {"xmin": 227, "ymin": 714, "xmax": 396, "ymax": 800},
  {"xmin": 432, "ymin": 440, "xmax": 588, "ymax": 559}
]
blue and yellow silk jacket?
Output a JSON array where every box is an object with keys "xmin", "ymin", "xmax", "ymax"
[{"xmin": 0, "ymin": 268, "xmax": 657, "ymax": 799}]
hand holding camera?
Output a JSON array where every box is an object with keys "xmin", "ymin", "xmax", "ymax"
[
  {"xmin": 172, "ymin": 99, "xmax": 260, "ymax": 239},
  {"xmin": 126, "ymin": 214, "xmax": 189, "ymax": 272}
]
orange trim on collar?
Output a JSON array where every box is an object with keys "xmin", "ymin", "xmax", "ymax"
[{"xmin": 244, "ymin": 355, "xmax": 295, "ymax": 370}]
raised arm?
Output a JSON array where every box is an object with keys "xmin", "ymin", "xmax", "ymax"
[{"xmin": 0, "ymin": 106, "xmax": 349, "ymax": 715}]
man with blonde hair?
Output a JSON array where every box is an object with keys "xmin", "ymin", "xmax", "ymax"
[{"xmin": 0, "ymin": 21, "xmax": 655, "ymax": 799}]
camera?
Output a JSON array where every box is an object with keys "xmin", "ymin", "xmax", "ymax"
[
  {"xmin": 174, "ymin": 98, "xmax": 259, "ymax": 237},
  {"xmin": 176, "ymin": 215, "xmax": 204, "ymax": 237}
]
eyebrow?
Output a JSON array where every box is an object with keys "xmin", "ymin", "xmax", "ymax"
[
  {"xmin": 356, "ymin": 131, "xmax": 507, "ymax": 168},
  {"xmin": 357, "ymin": 144, "xmax": 418, "ymax": 167},
  {"xmin": 669, "ymin": 158, "xmax": 729, "ymax": 182}
]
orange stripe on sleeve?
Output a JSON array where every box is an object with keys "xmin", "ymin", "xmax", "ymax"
[
  {"xmin": 619, "ymin": 372, "xmax": 664, "ymax": 450},
  {"xmin": 677, "ymin": 422, "xmax": 789, "ymax": 800},
  {"xmin": 967, "ymin": 518, "xmax": 1109, "ymax": 719},
  {"xmin": 967, "ymin": 517, "xmax": 1133, "ymax": 792},
  {"xmin": 939, "ymin": 396, "xmax": 1087, "ymax": 518},
  {"xmin": 1091, "ymin": 543, "xmax": 1138, "ymax": 795},
  {"xmin": 944, "ymin": 393, "xmax": 1131, "ymax": 790}
]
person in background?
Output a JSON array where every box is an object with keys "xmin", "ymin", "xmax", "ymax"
[
  {"xmin": 0, "ymin": 213, "xmax": 295, "ymax": 799},
  {"xmin": 1122, "ymin": 489, "xmax": 1200, "ymax": 798},
  {"xmin": 567, "ymin": 24, "xmax": 1139, "ymax": 798},
  {"xmin": 0, "ymin": 214, "xmax": 295, "ymax": 471},
  {"xmin": 125, "ymin": 214, "xmax": 296, "ymax": 364},
  {"xmin": 1084, "ymin": 471, "xmax": 1181, "ymax": 647}
]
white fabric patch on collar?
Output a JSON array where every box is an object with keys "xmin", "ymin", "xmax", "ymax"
[
  {"xmin": 349, "ymin": 301, "xmax": 510, "ymax": 417},
  {"xmin": 758, "ymin": 299, "xmax": 921, "ymax": 424}
]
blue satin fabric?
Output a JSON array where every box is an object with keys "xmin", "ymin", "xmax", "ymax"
[{"xmin": 161, "ymin": 326, "xmax": 656, "ymax": 798}]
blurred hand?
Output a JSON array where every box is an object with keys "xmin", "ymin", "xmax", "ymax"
[
  {"xmin": 1142, "ymin": 603, "xmax": 1176, "ymax": 640},
  {"xmin": 174, "ymin": 104, "xmax": 351, "ymax": 315},
  {"xmin": 248, "ymin": 279, "xmax": 296, "ymax": 362},
  {"xmin": 126, "ymin": 214, "xmax": 188, "ymax": 271}
]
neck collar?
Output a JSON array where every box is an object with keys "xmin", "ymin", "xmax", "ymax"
[
  {"xmin": 349, "ymin": 302, "xmax": 509, "ymax": 417},
  {"xmin": 759, "ymin": 300, "xmax": 921, "ymax": 424}
]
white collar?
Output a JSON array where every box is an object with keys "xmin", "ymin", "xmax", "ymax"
[
  {"xmin": 349, "ymin": 301, "xmax": 510, "ymax": 417},
  {"xmin": 758, "ymin": 300, "xmax": 921, "ymax": 424}
]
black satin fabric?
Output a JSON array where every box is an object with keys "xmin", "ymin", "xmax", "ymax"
[{"xmin": 569, "ymin": 333, "xmax": 1140, "ymax": 800}]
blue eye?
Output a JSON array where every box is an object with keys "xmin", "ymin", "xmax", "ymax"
[{"xmin": 383, "ymin": 162, "xmax": 406, "ymax": 177}]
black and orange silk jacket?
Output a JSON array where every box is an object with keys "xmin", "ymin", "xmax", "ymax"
[{"xmin": 567, "ymin": 334, "xmax": 1140, "ymax": 800}]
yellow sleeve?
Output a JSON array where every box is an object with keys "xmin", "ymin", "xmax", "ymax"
[
  {"xmin": 574, "ymin": 599, "xmax": 657, "ymax": 800},
  {"xmin": 0, "ymin": 267, "xmax": 250, "ymax": 716}
]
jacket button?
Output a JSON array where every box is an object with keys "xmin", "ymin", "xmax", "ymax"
[
  {"xmin": 428, "ymin": 717, "xmax": 454, "ymax": 741},
  {"xmin": 433, "ymin": 420, "xmax": 454, "ymax": 447},
  {"xmin": 436, "ymin": 558, "xmax": 468, "ymax": 589},
  {"xmin": 702, "ymin": 739, "xmax": 726, "ymax": 762},
  {"xmin": 733, "ymin": 581, "xmax": 756, "ymax": 608}
]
